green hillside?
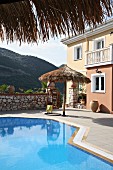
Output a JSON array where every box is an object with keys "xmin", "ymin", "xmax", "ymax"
[{"xmin": 0, "ymin": 48, "xmax": 60, "ymax": 91}]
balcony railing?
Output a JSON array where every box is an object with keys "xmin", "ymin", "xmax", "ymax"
[{"xmin": 85, "ymin": 44, "xmax": 113, "ymax": 68}]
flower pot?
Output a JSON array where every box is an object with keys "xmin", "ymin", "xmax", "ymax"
[
  {"xmin": 7, "ymin": 85, "xmax": 15, "ymax": 94},
  {"xmin": 90, "ymin": 100, "xmax": 99, "ymax": 112},
  {"xmin": 71, "ymin": 82, "xmax": 76, "ymax": 88}
]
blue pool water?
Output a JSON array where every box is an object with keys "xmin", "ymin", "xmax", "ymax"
[{"xmin": 0, "ymin": 117, "xmax": 113, "ymax": 170}]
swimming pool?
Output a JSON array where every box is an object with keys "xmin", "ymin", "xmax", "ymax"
[{"xmin": 0, "ymin": 117, "xmax": 113, "ymax": 170}]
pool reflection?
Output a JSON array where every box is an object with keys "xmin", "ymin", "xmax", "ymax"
[
  {"xmin": 0, "ymin": 118, "xmax": 61, "ymax": 142},
  {"xmin": 46, "ymin": 120, "xmax": 60, "ymax": 142}
]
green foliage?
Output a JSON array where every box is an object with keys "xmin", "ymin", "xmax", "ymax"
[
  {"xmin": 78, "ymin": 93, "xmax": 86, "ymax": 100},
  {"xmin": 15, "ymin": 92, "xmax": 20, "ymax": 94},
  {"xmin": 19, "ymin": 88, "xmax": 24, "ymax": 93},
  {"xmin": 0, "ymin": 84, "xmax": 47, "ymax": 94},
  {"xmin": 0, "ymin": 84, "xmax": 8, "ymax": 93},
  {"xmin": 78, "ymin": 83, "xmax": 86, "ymax": 102},
  {"xmin": 24, "ymin": 89, "xmax": 33, "ymax": 94},
  {"xmin": 41, "ymin": 82, "xmax": 47, "ymax": 89}
]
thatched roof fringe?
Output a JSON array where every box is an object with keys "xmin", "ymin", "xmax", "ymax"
[
  {"xmin": 0, "ymin": 1, "xmax": 38, "ymax": 44},
  {"xmin": 0, "ymin": 0, "xmax": 112, "ymax": 43}
]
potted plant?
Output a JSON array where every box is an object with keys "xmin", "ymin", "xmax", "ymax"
[
  {"xmin": 7, "ymin": 85, "xmax": 15, "ymax": 94},
  {"xmin": 41, "ymin": 81, "xmax": 47, "ymax": 93},
  {"xmin": 78, "ymin": 84, "xmax": 86, "ymax": 105}
]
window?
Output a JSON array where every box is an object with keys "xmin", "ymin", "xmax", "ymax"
[
  {"xmin": 95, "ymin": 77, "xmax": 99, "ymax": 90},
  {"xmin": 74, "ymin": 44, "xmax": 82, "ymax": 60},
  {"xmin": 77, "ymin": 47, "xmax": 81, "ymax": 59},
  {"xmin": 91, "ymin": 73, "xmax": 105, "ymax": 93},
  {"xmin": 96, "ymin": 40, "xmax": 104, "ymax": 49},
  {"xmin": 93, "ymin": 37, "xmax": 105, "ymax": 50}
]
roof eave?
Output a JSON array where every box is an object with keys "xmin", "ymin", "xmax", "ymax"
[{"xmin": 61, "ymin": 18, "xmax": 113, "ymax": 45}]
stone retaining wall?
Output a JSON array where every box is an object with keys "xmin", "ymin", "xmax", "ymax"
[{"xmin": 0, "ymin": 94, "xmax": 47, "ymax": 111}]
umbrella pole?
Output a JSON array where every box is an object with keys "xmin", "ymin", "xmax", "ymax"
[{"xmin": 63, "ymin": 81, "xmax": 66, "ymax": 116}]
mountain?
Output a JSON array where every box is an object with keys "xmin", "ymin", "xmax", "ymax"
[
  {"xmin": 59, "ymin": 64, "xmax": 66, "ymax": 68},
  {"xmin": 0, "ymin": 48, "xmax": 60, "ymax": 91}
]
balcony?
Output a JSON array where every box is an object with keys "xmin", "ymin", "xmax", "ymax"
[{"xmin": 85, "ymin": 44, "xmax": 113, "ymax": 68}]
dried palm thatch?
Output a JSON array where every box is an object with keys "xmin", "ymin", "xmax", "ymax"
[
  {"xmin": 39, "ymin": 65, "xmax": 91, "ymax": 83},
  {"xmin": 39, "ymin": 65, "xmax": 90, "ymax": 116},
  {"xmin": 0, "ymin": 0, "xmax": 112, "ymax": 44}
]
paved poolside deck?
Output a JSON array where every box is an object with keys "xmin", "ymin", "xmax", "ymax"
[{"xmin": 0, "ymin": 108, "xmax": 113, "ymax": 155}]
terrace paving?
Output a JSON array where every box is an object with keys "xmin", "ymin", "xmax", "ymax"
[{"xmin": 0, "ymin": 108, "xmax": 113, "ymax": 155}]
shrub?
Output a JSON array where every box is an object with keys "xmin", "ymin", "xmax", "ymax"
[
  {"xmin": 0, "ymin": 84, "xmax": 8, "ymax": 93},
  {"xmin": 24, "ymin": 89, "xmax": 33, "ymax": 94}
]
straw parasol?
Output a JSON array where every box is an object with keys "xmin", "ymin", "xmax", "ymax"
[
  {"xmin": 0, "ymin": 0, "xmax": 112, "ymax": 44},
  {"xmin": 39, "ymin": 65, "xmax": 91, "ymax": 116}
]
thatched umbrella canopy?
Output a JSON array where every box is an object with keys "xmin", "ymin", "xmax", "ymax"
[
  {"xmin": 39, "ymin": 65, "xmax": 91, "ymax": 116},
  {"xmin": 0, "ymin": 0, "xmax": 112, "ymax": 44},
  {"xmin": 39, "ymin": 65, "xmax": 90, "ymax": 83}
]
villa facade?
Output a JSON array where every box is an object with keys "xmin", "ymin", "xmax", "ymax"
[{"xmin": 62, "ymin": 18, "xmax": 113, "ymax": 113}]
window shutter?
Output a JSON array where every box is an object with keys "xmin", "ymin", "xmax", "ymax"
[
  {"xmin": 93, "ymin": 40, "xmax": 95, "ymax": 51},
  {"xmin": 91, "ymin": 75, "xmax": 95, "ymax": 92},
  {"xmin": 80, "ymin": 47, "xmax": 82, "ymax": 59},
  {"xmin": 74, "ymin": 47, "xmax": 76, "ymax": 60},
  {"xmin": 102, "ymin": 40, "xmax": 104, "ymax": 48}
]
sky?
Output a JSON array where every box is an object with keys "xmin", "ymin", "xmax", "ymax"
[{"xmin": 0, "ymin": 37, "xmax": 67, "ymax": 67}]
